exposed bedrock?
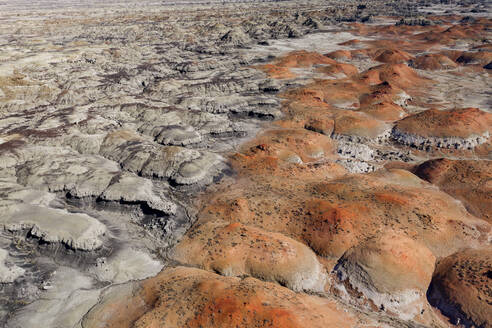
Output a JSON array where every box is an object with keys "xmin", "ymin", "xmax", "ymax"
[
  {"xmin": 99, "ymin": 129, "xmax": 225, "ymax": 186},
  {"xmin": 428, "ymin": 248, "xmax": 492, "ymax": 328},
  {"xmin": 82, "ymin": 266, "xmax": 372, "ymax": 328},
  {"xmin": 409, "ymin": 53, "xmax": 458, "ymax": 70},
  {"xmin": 0, "ymin": 186, "xmax": 107, "ymax": 251},
  {"xmin": 392, "ymin": 108, "xmax": 492, "ymax": 150},
  {"xmin": 1, "ymin": 1, "xmax": 491, "ymax": 327},
  {"xmin": 0, "ymin": 249, "xmax": 24, "ymax": 284},
  {"xmin": 334, "ymin": 232, "xmax": 436, "ymax": 321},
  {"xmin": 414, "ymin": 158, "xmax": 492, "ymax": 222},
  {"xmin": 172, "ymin": 219, "xmax": 327, "ymax": 292}
]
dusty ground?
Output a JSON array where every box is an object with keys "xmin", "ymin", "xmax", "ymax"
[{"xmin": 0, "ymin": 0, "xmax": 491, "ymax": 327}]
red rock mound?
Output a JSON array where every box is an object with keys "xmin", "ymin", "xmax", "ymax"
[
  {"xmin": 198, "ymin": 169, "xmax": 490, "ymax": 261},
  {"xmin": 414, "ymin": 158, "xmax": 492, "ymax": 222},
  {"xmin": 394, "ymin": 107, "xmax": 492, "ymax": 140},
  {"xmin": 274, "ymin": 50, "xmax": 336, "ymax": 67},
  {"xmin": 409, "ymin": 53, "xmax": 458, "ymax": 70},
  {"xmin": 257, "ymin": 50, "xmax": 336, "ymax": 79},
  {"xmin": 284, "ymin": 79, "xmax": 365, "ymax": 108},
  {"xmin": 358, "ymin": 63, "xmax": 427, "ymax": 89},
  {"xmin": 360, "ymin": 101, "xmax": 407, "ymax": 121},
  {"xmin": 412, "ymin": 23, "xmax": 487, "ymax": 46},
  {"xmin": 241, "ymin": 128, "xmax": 335, "ymax": 165},
  {"xmin": 305, "ymin": 170, "xmax": 489, "ymax": 258},
  {"xmin": 324, "ymin": 49, "xmax": 352, "ymax": 60},
  {"xmin": 336, "ymin": 232, "xmax": 435, "ymax": 294},
  {"xmin": 428, "ymin": 248, "xmax": 492, "ymax": 328},
  {"xmin": 172, "ymin": 220, "xmax": 327, "ymax": 292},
  {"xmin": 83, "ymin": 266, "xmax": 358, "ymax": 328},
  {"xmin": 359, "ymin": 81, "xmax": 410, "ymax": 108},
  {"xmin": 315, "ymin": 62, "xmax": 358, "ymax": 77},
  {"xmin": 334, "ymin": 232, "xmax": 438, "ymax": 322},
  {"xmin": 373, "ymin": 48, "xmax": 414, "ymax": 64},
  {"xmin": 441, "ymin": 24, "xmax": 487, "ymax": 41},
  {"xmin": 331, "ymin": 109, "xmax": 389, "ymax": 139},
  {"xmin": 456, "ymin": 51, "xmax": 492, "ymax": 65},
  {"xmin": 283, "ymin": 63, "xmax": 421, "ymax": 110}
]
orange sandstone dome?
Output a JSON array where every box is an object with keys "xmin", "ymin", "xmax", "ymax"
[
  {"xmin": 456, "ymin": 50, "xmax": 492, "ymax": 65},
  {"xmin": 331, "ymin": 110, "xmax": 390, "ymax": 139},
  {"xmin": 258, "ymin": 50, "xmax": 336, "ymax": 79},
  {"xmin": 334, "ymin": 232, "xmax": 438, "ymax": 322},
  {"xmin": 394, "ymin": 107, "xmax": 492, "ymax": 139},
  {"xmin": 373, "ymin": 48, "xmax": 414, "ymax": 64},
  {"xmin": 324, "ymin": 49, "xmax": 352, "ymax": 60},
  {"xmin": 198, "ymin": 169, "xmax": 490, "ymax": 260},
  {"xmin": 83, "ymin": 266, "xmax": 359, "ymax": 328},
  {"xmin": 336, "ymin": 232, "xmax": 436, "ymax": 294},
  {"xmin": 358, "ymin": 63, "xmax": 426, "ymax": 89},
  {"xmin": 409, "ymin": 53, "xmax": 458, "ymax": 70},
  {"xmin": 428, "ymin": 248, "xmax": 492, "ymax": 328},
  {"xmin": 360, "ymin": 101, "xmax": 407, "ymax": 121},
  {"xmin": 273, "ymin": 50, "xmax": 336, "ymax": 67},
  {"xmin": 315, "ymin": 62, "xmax": 358, "ymax": 78},
  {"xmin": 415, "ymin": 158, "xmax": 492, "ymax": 222},
  {"xmin": 172, "ymin": 220, "xmax": 327, "ymax": 292}
]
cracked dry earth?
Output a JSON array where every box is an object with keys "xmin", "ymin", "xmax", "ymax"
[{"xmin": 0, "ymin": 0, "xmax": 491, "ymax": 327}]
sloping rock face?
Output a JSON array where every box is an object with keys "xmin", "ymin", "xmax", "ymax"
[
  {"xmin": 415, "ymin": 159, "xmax": 492, "ymax": 222},
  {"xmin": 393, "ymin": 107, "xmax": 492, "ymax": 150},
  {"xmin": 0, "ymin": 250, "xmax": 24, "ymax": 283},
  {"xmin": 2, "ymin": 0, "xmax": 492, "ymax": 327},
  {"xmin": 428, "ymin": 248, "xmax": 492, "ymax": 328},
  {"xmin": 409, "ymin": 54, "xmax": 458, "ymax": 70},
  {"xmin": 373, "ymin": 48, "xmax": 415, "ymax": 64},
  {"xmin": 335, "ymin": 233, "xmax": 436, "ymax": 320},
  {"xmin": 82, "ymin": 266, "xmax": 366, "ymax": 328},
  {"xmin": 172, "ymin": 220, "xmax": 327, "ymax": 292}
]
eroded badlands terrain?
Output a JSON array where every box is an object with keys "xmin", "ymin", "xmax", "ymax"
[{"xmin": 0, "ymin": 0, "xmax": 491, "ymax": 327}]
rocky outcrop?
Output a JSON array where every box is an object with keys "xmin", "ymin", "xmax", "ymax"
[
  {"xmin": 335, "ymin": 233, "xmax": 436, "ymax": 321},
  {"xmin": 457, "ymin": 51, "xmax": 492, "ymax": 65},
  {"xmin": 0, "ymin": 249, "xmax": 24, "ymax": 283},
  {"xmin": 172, "ymin": 220, "xmax": 327, "ymax": 292},
  {"xmin": 373, "ymin": 48, "xmax": 414, "ymax": 64},
  {"xmin": 393, "ymin": 108, "xmax": 492, "ymax": 150},
  {"xmin": 220, "ymin": 27, "xmax": 252, "ymax": 48},
  {"xmin": 414, "ymin": 158, "xmax": 492, "ymax": 222},
  {"xmin": 428, "ymin": 248, "xmax": 492, "ymax": 328},
  {"xmin": 82, "ymin": 266, "xmax": 362, "ymax": 328},
  {"xmin": 2, "ymin": 203, "xmax": 107, "ymax": 251},
  {"xmin": 1, "ymin": 2, "xmax": 491, "ymax": 327},
  {"xmin": 409, "ymin": 53, "xmax": 458, "ymax": 70},
  {"xmin": 98, "ymin": 130, "xmax": 225, "ymax": 186}
]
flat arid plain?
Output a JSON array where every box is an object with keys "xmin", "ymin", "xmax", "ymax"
[{"xmin": 0, "ymin": 0, "xmax": 491, "ymax": 327}]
